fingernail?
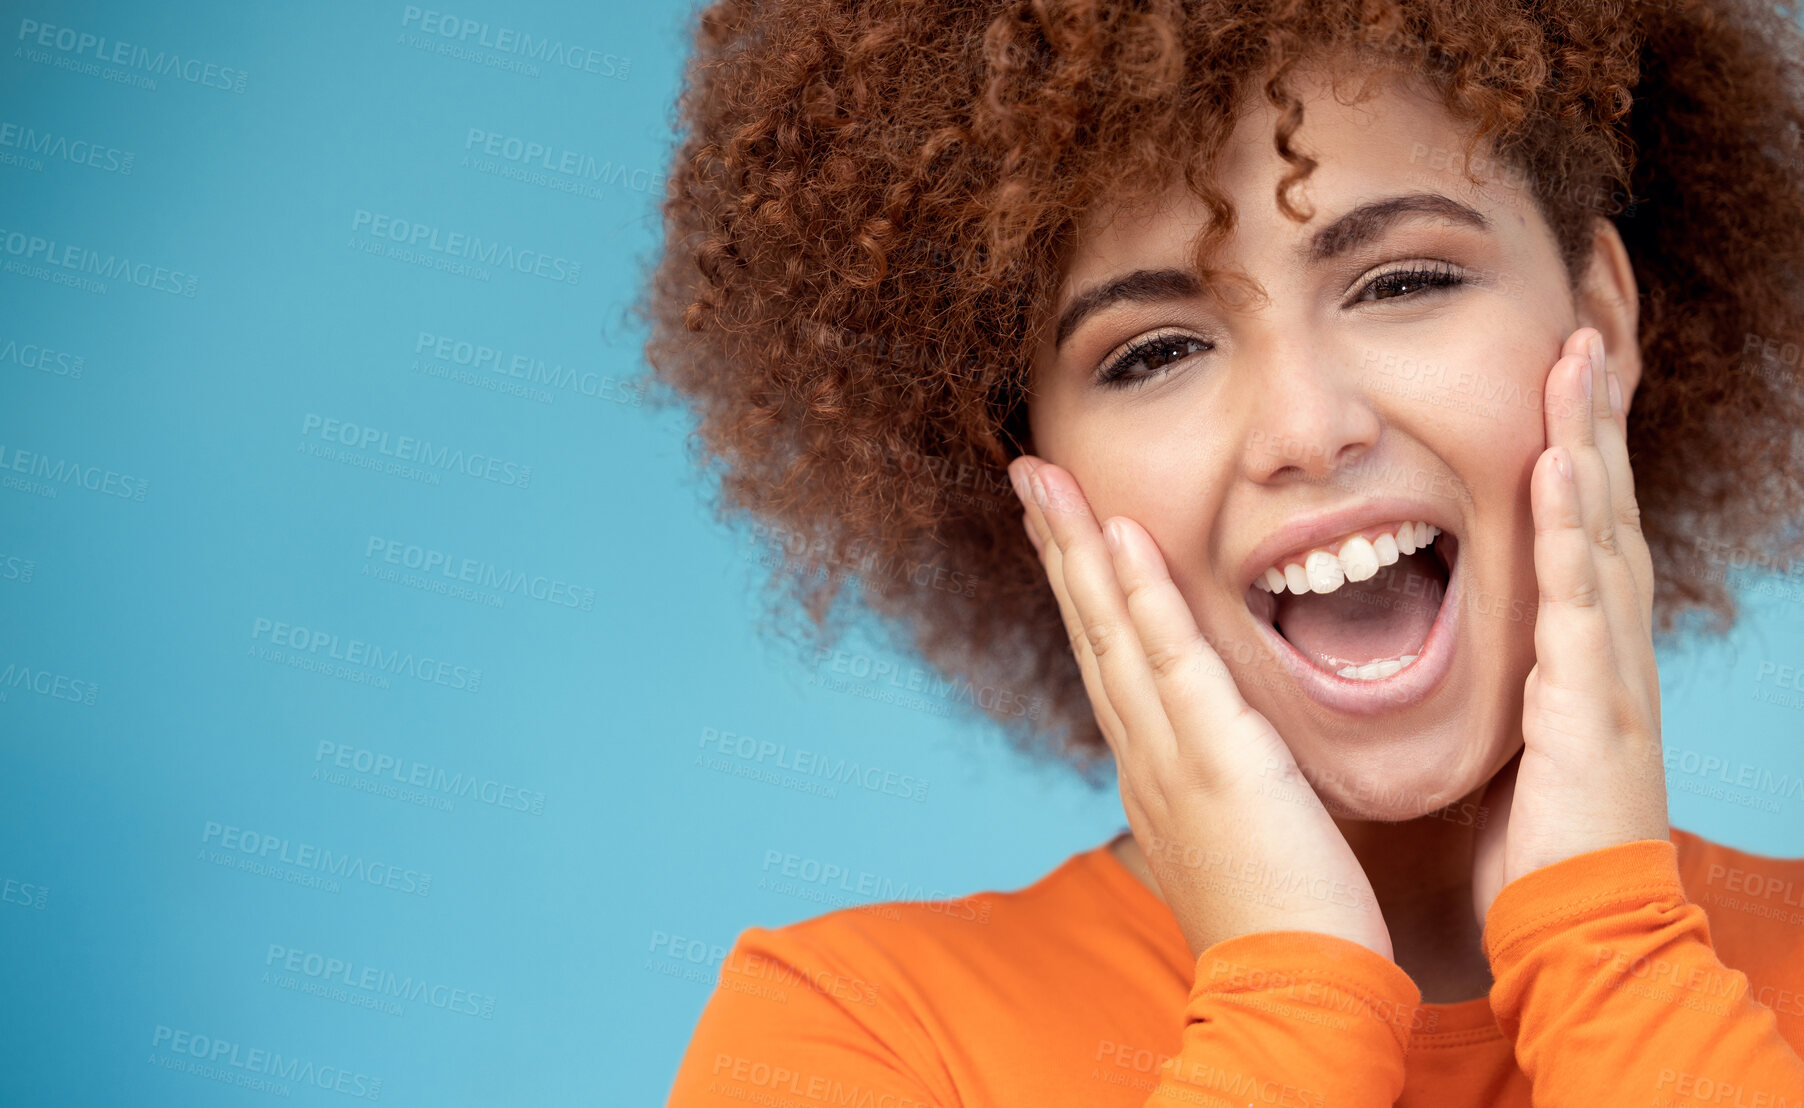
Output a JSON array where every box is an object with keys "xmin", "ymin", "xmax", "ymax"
[
  {"xmin": 1588, "ymin": 331, "xmax": 1606, "ymax": 375},
  {"xmin": 1029, "ymin": 468, "xmax": 1048, "ymax": 509},
  {"xmin": 1579, "ymin": 355, "xmax": 1593, "ymax": 400},
  {"xmin": 1103, "ymin": 520, "xmax": 1122, "ymax": 553},
  {"xmin": 1008, "ymin": 462, "xmax": 1026, "ymax": 503},
  {"xmin": 1554, "ymin": 447, "xmax": 1572, "ymax": 482},
  {"xmin": 1607, "ymin": 372, "xmax": 1623, "ymax": 416}
]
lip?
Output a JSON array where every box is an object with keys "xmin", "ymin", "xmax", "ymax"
[
  {"xmin": 1251, "ymin": 532, "xmax": 1462, "ymax": 716},
  {"xmin": 1237, "ymin": 498, "xmax": 1457, "ymax": 592}
]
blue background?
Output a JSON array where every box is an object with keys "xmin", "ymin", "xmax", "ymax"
[{"xmin": 0, "ymin": 2, "xmax": 1799, "ymax": 1104}]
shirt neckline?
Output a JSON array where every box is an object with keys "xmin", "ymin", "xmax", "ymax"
[{"xmin": 1080, "ymin": 834, "xmax": 1506, "ymax": 1042}]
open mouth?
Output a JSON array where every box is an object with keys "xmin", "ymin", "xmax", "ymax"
[{"xmin": 1244, "ymin": 519, "xmax": 1461, "ymax": 714}]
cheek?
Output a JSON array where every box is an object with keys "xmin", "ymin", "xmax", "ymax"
[
  {"xmin": 1389, "ymin": 350, "xmax": 1534, "ymax": 425},
  {"xmin": 1455, "ymin": 341, "xmax": 1556, "ymax": 500},
  {"xmin": 1084, "ymin": 451, "xmax": 1231, "ymax": 606},
  {"xmin": 1067, "ymin": 409, "xmax": 1226, "ymax": 534},
  {"xmin": 1370, "ymin": 328, "xmax": 1554, "ymax": 480}
]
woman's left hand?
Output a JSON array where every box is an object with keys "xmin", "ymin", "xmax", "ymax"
[{"xmin": 1470, "ymin": 326, "xmax": 1671, "ymax": 926}]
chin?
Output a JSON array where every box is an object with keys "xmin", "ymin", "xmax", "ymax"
[
  {"xmin": 1295, "ymin": 731, "xmax": 1507, "ymax": 823},
  {"xmin": 1262, "ymin": 685, "xmax": 1530, "ymax": 824}
]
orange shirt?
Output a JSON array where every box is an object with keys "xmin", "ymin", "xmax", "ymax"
[{"xmin": 665, "ymin": 828, "xmax": 1804, "ymax": 1107}]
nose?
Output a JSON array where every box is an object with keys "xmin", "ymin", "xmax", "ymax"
[{"xmin": 1239, "ymin": 339, "xmax": 1382, "ymax": 485}]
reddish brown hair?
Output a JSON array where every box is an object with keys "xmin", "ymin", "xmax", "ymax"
[{"xmin": 636, "ymin": 0, "xmax": 1804, "ymax": 774}]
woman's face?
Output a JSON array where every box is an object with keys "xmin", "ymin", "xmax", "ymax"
[{"xmin": 1025, "ymin": 65, "xmax": 1641, "ymax": 821}]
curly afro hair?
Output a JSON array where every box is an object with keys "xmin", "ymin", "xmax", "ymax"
[{"xmin": 635, "ymin": 0, "xmax": 1804, "ymax": 778}]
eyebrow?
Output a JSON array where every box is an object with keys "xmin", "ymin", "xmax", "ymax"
[{"xmin": 1052, "ymin": 192, "xmax": 1492, "ymax": 351}]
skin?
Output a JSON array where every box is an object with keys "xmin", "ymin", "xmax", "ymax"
[{"xmin": 1005, "ymin": 61, "xmax": 1670, "ymax": 1003}]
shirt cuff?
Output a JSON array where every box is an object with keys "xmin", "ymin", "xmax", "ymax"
[
  {"xmin": 1482, "ymin": 838, "xmax": 1691, "ymax": 1041},
  {"xmin": 1483, "ymin": 838, "xmax": 1686, "ymax": 967},
  {"xmin": 1194, "ymin": 929, "xmax": 1426, "ymax": 1053}
]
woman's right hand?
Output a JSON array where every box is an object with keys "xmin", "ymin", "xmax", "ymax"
[{"xmin": 1009, "ymin": 455, "xmax": 1394, "ymax": 962}]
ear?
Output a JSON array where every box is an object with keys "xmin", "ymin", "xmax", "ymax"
[{"xmin": 1573, "ymin": 218, "xmax": 1643, "ymax": 408}]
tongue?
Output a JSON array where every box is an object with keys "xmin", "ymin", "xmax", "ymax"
[{"xmin": 1273, "ymin": 550, "xmax": 1445, "ymax": 670}]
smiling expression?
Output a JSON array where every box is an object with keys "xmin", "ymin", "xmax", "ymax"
[{"xmin": 1024, "ymin": 61, "xmax": 1642, "ymax": 821}]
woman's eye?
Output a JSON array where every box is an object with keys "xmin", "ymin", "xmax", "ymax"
[
  {"xmin": 1096, "ymin": 334, "xmax": 1212, "ymax": 390},
  {"xmin": 1354, "ymin": 261, "xmax": 1467, "ymax": 304}
]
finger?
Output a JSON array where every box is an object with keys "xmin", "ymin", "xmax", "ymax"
[
  {"xmin": 1543, "ymin": 336, "xmax": 1644, "ymax": 669},
  {"xmin": 1106, "ymin": 514, "xmax": 1290, "ymax": 789},
  {"xmin": 1595, "ymin": 338, "xmax": 1659, "ymax": 710},
  {"xmin": 1013, "ymin": 458, "xmax": 1122, "ymax": 744},
  {"xmin": 1529, "ymin": 440, "xmax": 1618, "ymax": 708},
  {"xmin": 1028, "ymin": 461, "xmax": 1183, "ymax": 767},
  {"xmin": 1595, "ymin": 343, "xmax": 1657, "ymax": 637},
  {"xmin": 1010, "ymin": 457, "xmax": 1131, "ymax": 751},
  {"xmin": 1563, "ymin": 331, "xmax": 1656, "ymax": 690}
]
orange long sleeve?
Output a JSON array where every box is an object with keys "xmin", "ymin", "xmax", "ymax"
[
  {"xmin": 664, "ymin": 918, "xmax": 957, "ymax": 1107},
  {"xmin": 1145, "ymin": 930, "xmax": 1422, "ymax": 1108},
  {"xmin": 1484, "ymin": 838, "xmax": 1804, "ymax": 1107},
  {"xmin": 664, "ymin": 829, "xmax": 1804, "ymax": 1107}
]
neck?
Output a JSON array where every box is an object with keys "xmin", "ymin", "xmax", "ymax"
[
  {"xmin": 1330, "ymin": 784, "xmax": 1495, "ymax": 1003},
  {"xmin": 1109, "ymin": 782, "xmax": 1495, "ymax": 1004}
]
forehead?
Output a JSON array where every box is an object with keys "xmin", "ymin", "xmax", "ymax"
[{"xmin": 1066, "ymin": 67, "xmax": 1515, "ymax": 270}]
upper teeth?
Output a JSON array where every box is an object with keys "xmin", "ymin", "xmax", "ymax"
[{"xmin": 1254, "ymin": 521, "xmax": 1441, "ymax": 595}]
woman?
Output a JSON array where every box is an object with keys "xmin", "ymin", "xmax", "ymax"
[{"xmin": 642, "ymin": 0, "xmax": 1804, "ymax": 1103}]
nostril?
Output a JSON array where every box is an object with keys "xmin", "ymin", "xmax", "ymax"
[{"xmin": 1250, "ymin": 439, "xmax": 1371, "ymax": 485}]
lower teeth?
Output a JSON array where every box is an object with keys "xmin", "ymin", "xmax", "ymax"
[{"xmin": 1325, "ymin": 653, "xmax": 1419, "ymax": 681}]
